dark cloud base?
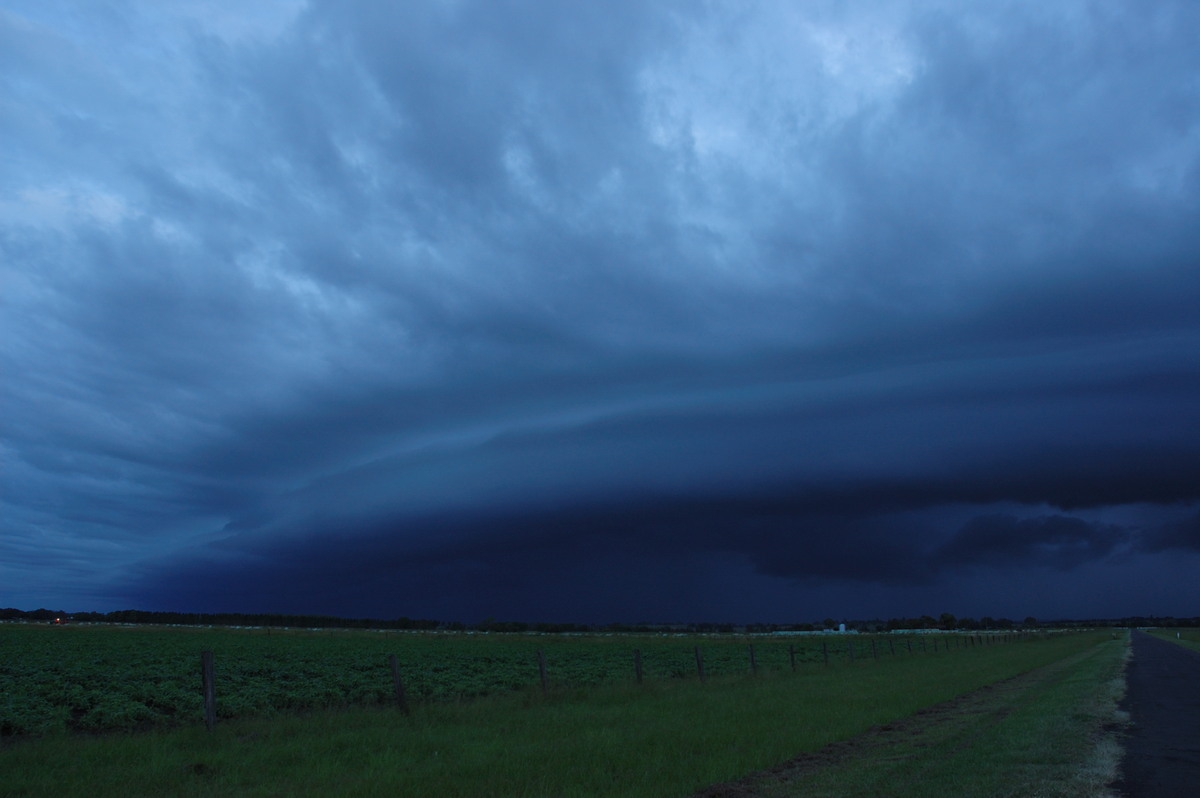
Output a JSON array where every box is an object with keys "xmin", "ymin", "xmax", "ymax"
[{"xmin": 125, "ymin": 490, "xmax": 1200, "ymax": 624}]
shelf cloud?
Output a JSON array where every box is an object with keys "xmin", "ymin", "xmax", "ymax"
[{"xmin": 4, "ymin": 0, "xmax": 1199, "ymax": 622}]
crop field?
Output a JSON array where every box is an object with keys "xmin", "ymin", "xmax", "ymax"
[
  {"xmin": 0, "ymin": 628, "xmax": 1122, "ymax": 798},
  {"xmin": 2, "ymin": 622, "xmax": 997, "ymax": 736}
]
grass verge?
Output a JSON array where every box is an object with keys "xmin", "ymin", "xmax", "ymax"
[
  {"xmin": 698, "ymin": 631, "xmax": 1130, "ymax": 797},
  {"xmin": 1, "ymin": 632, "xmax": 1112, "ymax": 798},
  {"xmin": 1146, "ymin": 627, "xmax": 1200, "ymax": 653}
]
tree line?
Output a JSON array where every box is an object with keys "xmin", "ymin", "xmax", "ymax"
[{"xmin": 3, "ymin": 606, "xmax": 1197, "ymax": 633}]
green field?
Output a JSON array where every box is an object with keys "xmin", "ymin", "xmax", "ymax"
[
  {"xmin": 0, "ymin": 622, "xmax": 993, "ymax": 736},
  {"xmin": 0, "ymin": 625, "xmax": 1122, "ymax": 797}
]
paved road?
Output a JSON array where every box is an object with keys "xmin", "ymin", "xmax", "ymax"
[{"xmin": 1116, "ymin": 631, "xmax": 1200, "ymax": 797}]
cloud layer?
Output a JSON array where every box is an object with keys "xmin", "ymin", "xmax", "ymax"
[{"xmin": 4, "ymin": 0, "xmax": 1199, "ymax": 622}]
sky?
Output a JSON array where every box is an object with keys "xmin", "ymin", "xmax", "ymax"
[{"xmin": 3, "ymin": 1, "xmax": 1199, "ymax": 625}]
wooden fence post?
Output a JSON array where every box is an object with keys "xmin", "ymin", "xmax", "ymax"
[
  {"xmin": 388, "ymin": 654, "xmax": 410, "ymax": 714},
  {"xmin": 906, "ymin": 639, "xmax": 912, "ymax": 654},
  {"xmin": 789, "ymin": 644, "xmax": 796, "ymax": 672},
  {"xmin": 749, "ymin": 644, "xmax": 757, "ymax": 675},
  {"xmin": 634, "ymin": 649, "xmax": 643, "ymax": 684},
  {"xmin": 822, "ymin": 641, "xmax": 829, "ymax": 666},
  {"xmin": 871, "ymin": 639, "xmax": 878, "ymax": 660},
  {"xmin": 847, "ymin": 640, "xmax": 854, "ymax": 662},
  {"xmin": 201, "ymin": 650, "xmax": 216, "ymax": 731},
  {"xmin": 537, "ymin": 650, "xmax": 548, "ymax": 693},
  {"xmin": 888, "ymin": 638, "xmax": 895, "ymax": 656},
  {"xmin": 694, "ymin": 646, "xmax": 706, "ymax": 683}
]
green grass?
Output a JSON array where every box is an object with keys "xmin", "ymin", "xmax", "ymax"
[
  {"xmin": 743, "ymin": 632, "xmax": 1129, "ymax": 797},
  {"xmin": 1, "ymin": 631, "xmax": 1113, "ymax": 797},
  {"xmin": 1146, "ymin": 627, "xmax": 1200, "ymax": 653}
]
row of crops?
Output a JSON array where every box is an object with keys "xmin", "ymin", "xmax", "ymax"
[{"xmin": 0, "ymin": 622, "xmax": 1026, "ymax": 736}]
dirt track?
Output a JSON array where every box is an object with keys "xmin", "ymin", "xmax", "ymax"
[{"xmin": 1115, "ymin": 631, "xmax": 1200, "ymax": 797}]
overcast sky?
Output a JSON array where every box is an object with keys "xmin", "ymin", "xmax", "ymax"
[{"xmin": 3, "ymin": 0, "xmax": 1199, "ymax": 624}]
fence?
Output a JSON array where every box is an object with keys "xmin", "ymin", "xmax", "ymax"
[{"xmin": 196, "ymin": 631, "xmax": 1037, "ymax": 730}]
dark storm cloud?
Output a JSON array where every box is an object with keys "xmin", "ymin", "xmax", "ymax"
[
  {"xmin": 4, "ymin": 1, "xmax": 1200, "ymax": 620},
  {"xmin": 934, "ymin": 515, "xmax": 1130, "ymax": 571},
  {"xmin": 1141, "ymin": 512, "xmax": 1200, "ymax": 554}
]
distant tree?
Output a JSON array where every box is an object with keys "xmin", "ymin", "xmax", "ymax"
[
  {"xmin": 938, "ymin": 612, "xmax": 957, "ymax": 630},
  {"xmin": 28, "ymin": 608, "xmax": 62, "ymax": 621}
]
